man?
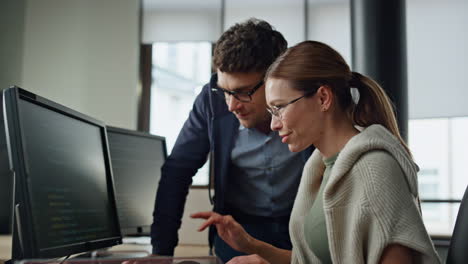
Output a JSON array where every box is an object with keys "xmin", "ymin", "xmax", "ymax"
[{"xmin": 151, "ymin": 18, "xmax": 313, "ymax": 263}]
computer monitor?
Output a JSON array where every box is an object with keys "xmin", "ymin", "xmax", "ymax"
[
  {"xmin": 106, "ymin": 126, "xmax": 166, "ymax": 237},
  {"xmin": 2, "ymin": 87, "xmax": 122, "ymax": 261},
  {"xmin": 0, "ymin": 91, "xmax": 13, "ymax": 235}
]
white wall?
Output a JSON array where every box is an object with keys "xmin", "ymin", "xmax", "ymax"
[
  {"xmin": 308, "ymin": 2, "xmax": 351, "ymax": 64},
  {"xmin": 143, "ymin": 9, "xmax": 221, "ymax": 43},
  {"xmin": 21, "ymin": 0, "xmax": 140, "ymax": 129},
  {"xmin": 407, "ymin": 0, "xmax": 468, "ymax": 119}
]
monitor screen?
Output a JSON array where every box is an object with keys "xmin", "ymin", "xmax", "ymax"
[
  {"xmin": 106, "ymin": 126, "xmax": 166, "ymax": 236},
  {"xmin": 3, "ymin": 87, "xmax": 121, "ymax": 260}
]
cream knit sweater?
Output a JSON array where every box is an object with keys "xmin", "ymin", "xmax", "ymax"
[{"xmin": 289, "ymin": 125, "xmax": 441, "ymax": 264}]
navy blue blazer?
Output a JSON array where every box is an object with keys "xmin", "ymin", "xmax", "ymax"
[{"xmin": 151, "ymin": 74, "xmax": 313, "ymax": 255}]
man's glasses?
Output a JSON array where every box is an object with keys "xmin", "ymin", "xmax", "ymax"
[
  {"xmin": 211, "ymin": 79, "xmax": 264, "ymax": 103},
  {"xmin": 267, "ymin": 92, "xmax": 315, "ymax": 120}
]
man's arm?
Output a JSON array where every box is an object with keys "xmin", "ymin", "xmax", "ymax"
[{"xmin": 151, "ymin": 85, "xmax": 213, "ymax": 255}]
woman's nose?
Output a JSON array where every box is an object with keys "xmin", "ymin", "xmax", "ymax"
[{"xmin": 270, "ymin": 115, "xmax": 282, "ymax": 131}]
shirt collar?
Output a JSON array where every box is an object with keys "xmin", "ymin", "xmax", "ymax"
[{"xmin": 239, "ymin": 124, "xmax": 278, "ymax": 140}]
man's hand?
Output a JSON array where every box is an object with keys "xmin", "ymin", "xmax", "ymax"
[{"xmin": 191, "ymin": 211, "xmax": 256, "ymax": 254}]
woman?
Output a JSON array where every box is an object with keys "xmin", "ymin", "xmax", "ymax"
[{"xmin": 192, "ymin": 41, "xmax": 440, "ymax": 264}]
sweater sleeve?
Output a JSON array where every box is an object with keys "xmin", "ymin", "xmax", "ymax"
[{"xmin": 358, "ymin": 151, "xmax": 441, "ymax": 264}]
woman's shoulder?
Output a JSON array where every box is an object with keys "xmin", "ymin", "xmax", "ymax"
[
  {"xmin": 362, "ymin": 148, "xmax": 398, "ymax": 160},
  {"xmin": 349, "ymin": 150, "xmax": 408, "ymax": 192},
  {"xmin": 351, "ymin": 150, "xmax": 416, "ymax": 205},
  {"xmin": 353, "ymin": 150, "xmax": 401, "ymax": 174}
]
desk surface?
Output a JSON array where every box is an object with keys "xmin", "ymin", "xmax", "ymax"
[
  {"xmin": 0, "ymin": 236, "xmax": 209, "ymax": 264},
  {"xmin": 0, "ymin": 235, "xmax": 11, "ymax": 263}
]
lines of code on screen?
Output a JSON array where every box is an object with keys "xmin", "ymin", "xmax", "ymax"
[{"xmin": 107, "ymin": 131, "xmax": 165, "ymax": 231}]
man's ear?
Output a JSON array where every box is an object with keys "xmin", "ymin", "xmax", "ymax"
[{"xmin": 317, "ymin": 85, "xmax": 333, "ymax": 112}]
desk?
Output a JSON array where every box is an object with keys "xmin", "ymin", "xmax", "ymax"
[
  {"xmin": 0, "ymin": 236, "xmax": 209, "ymax": 264},
  {"xmin": 0, "ymin": 235, "xmax": 11, "ymax": 264}
]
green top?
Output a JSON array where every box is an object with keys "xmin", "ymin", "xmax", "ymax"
[{"xmin": 304, "ymin": 152, "xmax": 339, "ymax": 264}]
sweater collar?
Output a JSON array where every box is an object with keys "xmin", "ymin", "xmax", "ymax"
[{"xmin": 310, "ymin": 124, "xmax": 419, "ymax": 198}]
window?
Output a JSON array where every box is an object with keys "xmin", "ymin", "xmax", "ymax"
[
  {"xmin": 149, "ymin": 42, "xmax": 212, "ymax": 186},
  {"xmin": 409, "ymin": 117, "xmax": 468, "ymax": 235}
]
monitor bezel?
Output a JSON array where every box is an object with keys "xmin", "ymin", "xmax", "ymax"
[
  {"xmin": 3, "ymin": 87, "xmax": 122, "ymax": 260},
  {"xmin": 105, "ymin": 126, "xmax": 167, "ymax": 236},
  {"xmin": 0, "ymin": 91, "xmax": 14, "ymax": 235}
]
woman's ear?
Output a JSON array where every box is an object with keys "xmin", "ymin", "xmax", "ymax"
[{"xmin": 317, "ymin": 85, "xmax": 333, "ymax": 112}]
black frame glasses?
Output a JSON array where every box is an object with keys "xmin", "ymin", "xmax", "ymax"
[
  {"xmin": 211, "ymin": 79, "xmax": 264, "ymax": 103},
  {"xmin": 267, "ymin": 92, "xmax": 315, "ymax": 119}
]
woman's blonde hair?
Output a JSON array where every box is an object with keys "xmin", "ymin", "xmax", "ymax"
[{"xmin": 266, "ymin": 40, "xmax": 411, "ymax": 156}]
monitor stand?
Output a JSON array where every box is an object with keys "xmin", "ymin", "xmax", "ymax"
[
  {"xmin": 122, "ymin": 236, "xmax": 151, "ymax": 245},
  {"xmin": 74, "ymin": 250, "xmax": 112, "ymax": 259}
]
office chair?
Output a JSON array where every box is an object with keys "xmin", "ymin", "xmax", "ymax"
[{"xmin": 446, "ymin": 185, "xmax": 468, "ymax": 264}]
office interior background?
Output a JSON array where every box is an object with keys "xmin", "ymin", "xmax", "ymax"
[{"xmin": 1, "ymin": 0, "xmax": 468, "ymax": 247}]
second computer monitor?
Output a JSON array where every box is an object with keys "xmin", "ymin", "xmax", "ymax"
[{"xmin": 106, "ymin": 126, "xmax": 166, "ymax": 236}]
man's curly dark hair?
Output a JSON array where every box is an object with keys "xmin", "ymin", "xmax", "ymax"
[{"xmin": 213, "ymin": 18, "xmax": 287, "ymax": 73}]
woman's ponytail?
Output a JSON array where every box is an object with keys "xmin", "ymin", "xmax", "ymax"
[{"xmin": 349, "ymin": 72, "xmax": 411, "ymax": 157}]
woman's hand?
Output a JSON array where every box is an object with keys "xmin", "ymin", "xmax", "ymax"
[
  {"xmin": 191, "ymin": 211, "xmax": 255, "ymax": 253},
  {"xmin": 226, "ymin": 254, "xmax": 271, "ymax": 264}
]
